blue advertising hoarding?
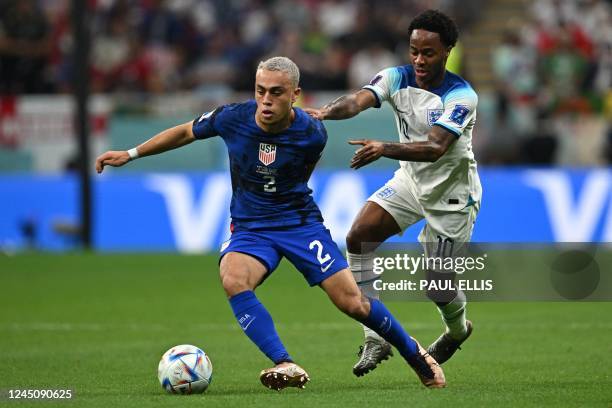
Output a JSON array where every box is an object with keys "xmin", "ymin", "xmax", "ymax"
[{"xmin": 1, "ymin": 168, "xmax": 611, "ymax": 252}]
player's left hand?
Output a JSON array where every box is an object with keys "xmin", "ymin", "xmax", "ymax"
[{"xmin": 349, "ymin": 139, "xmax": 384, "ymax": 169}]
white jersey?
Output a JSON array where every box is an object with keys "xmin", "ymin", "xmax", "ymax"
[{"xmin": 364, "ymin": 65, "xmax": 482, "ymax": 211}]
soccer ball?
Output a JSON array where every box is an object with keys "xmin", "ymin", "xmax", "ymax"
[{"xmin": 157, "ymin": 344, "xmax": 213, "ymax": 394}]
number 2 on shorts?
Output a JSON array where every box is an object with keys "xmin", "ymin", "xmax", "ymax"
[{"xmin": 309, "ymin": 240, "xmax": 331, "ymax": 265}]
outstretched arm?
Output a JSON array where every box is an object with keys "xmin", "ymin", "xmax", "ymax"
[
  {"xmin": 304, "ymin": 89, "xmax": 377, "ymax": 120},
  {"xmin": 349, "ymin": 126, "xmax": 457, "ymax": 169},
  {"xmin": 95, "ymin": 121, "xmax": 195, "ymax": 173}
]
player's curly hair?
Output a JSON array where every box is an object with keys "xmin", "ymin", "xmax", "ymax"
[{"xmin": 408, "ymin": 10, "xmax": 459, "ymax": 48}]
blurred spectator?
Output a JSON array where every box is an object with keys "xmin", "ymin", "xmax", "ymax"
[
  {"xmin": 139, "ymin": 0, "xmax": 184, "ymax": 47},
  {"xmin": 530, "ymin": 0, "xmax": 577, "ymax": 30},
  {"xmin": 302, "ymin": 14, "xmax": 329, "ymax": 55},
  {"xmin": 266, "ymin": 29, "xmax": 313, "ymax": 76},
  {"xmin": 492, "ymin": 30, "xmax": 538, "ymax": 136},
  {"xmin": 317, "ymin": 0, "xmax": 358, "ymax": 39},
  {"xmin": 0, "ymin": 0, "xmax": 53, "ymax": 93},
  {"xmin": 90, "ymin": 7, "xmax": 138, "ymax": 92},
  {"xmin": 594, "ymin": 42, "xmax": 611, "ymax": 96},
  {"xmin": 539, "ymin": 23, "xmax": 591, "ymax": 115},
  {"xmin": 302, "ymin": 40, "xmax": 349, "ymax": 90},
  {"xmin": 138, "ymin": 0, "xmax": 186, "ymax": 92},
  {"xmin": 239, "ymin": 1, "xmax": 275, "ymax": 48},
  {"xmin": 184, "ymin": 29, "xmax": 237, "ymax": 97},
  {"xmin": 590, "ymin": 9, "xmax": 612, "ymax": 96},
  {"xmin": 177, "ymin": 0, "xmax": 218, "ymax": 36},
  {"xmin": 348, "ymin": 38, "xmax": 399, "ymax": 89},
  {"xmin": 273, "ymin": 0, "xmax": 311, "ymax": 33}
]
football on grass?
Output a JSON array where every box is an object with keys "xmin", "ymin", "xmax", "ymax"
[{"xmin": 158, "ymin": 344, "xmax": 213, "ymax": 394}]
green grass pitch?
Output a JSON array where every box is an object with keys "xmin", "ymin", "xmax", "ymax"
[{"xmin": 1, "ymin": 253, "xmax": 611, "ymax": 407}]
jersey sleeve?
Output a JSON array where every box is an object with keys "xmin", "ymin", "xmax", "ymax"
[
  {"xmin": 433, "ymin": 86, "xmax": 478, "ymax": 137},
  {"xmin": 192, "ymin": 106, "xmax": 224, "ymax": 139},
  {"xmin": 362, "ymin": 67, "xmax": 402, "ymax": 108},
  {"xmin": 307, "ymin": 121, "xmax": 327, "ymax": 163}
]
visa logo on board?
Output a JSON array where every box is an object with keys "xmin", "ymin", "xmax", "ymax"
[{"xmin": 144, "ymin": 170, "xmax": 612, "ymax": 252}]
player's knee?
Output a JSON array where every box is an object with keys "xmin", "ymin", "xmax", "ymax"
[
  {"xmin": 346, "ymin": 223, "xmax": 372, "ymax": 253},
  {"xmin": 220, "ymin": 269, "xmax": 251, "ymax": 297}
]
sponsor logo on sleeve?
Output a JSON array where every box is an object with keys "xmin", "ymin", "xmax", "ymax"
[{"xmin": 449, "ymin": 105, "xmax": 470, "ymax": 125}]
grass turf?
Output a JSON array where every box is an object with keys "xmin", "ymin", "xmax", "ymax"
[{"xmin": 0, "ymin": 253, "xmax": 611, "ymax": 407}]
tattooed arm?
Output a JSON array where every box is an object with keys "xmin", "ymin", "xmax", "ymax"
[
  {"xmin": 303, "ymin": 89, "xmax": 377, "ymax": 120},
  {"xmin": 349, "ymin": 126, "xmax": 457, "ymax": 168}
]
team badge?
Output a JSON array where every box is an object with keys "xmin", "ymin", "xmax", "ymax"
[
  {"xmin": 449, "ymin": 105, "xmax": 470, "ymax": 125},
  {"xmin": 259, "ymin": 143, "xmax": 277, "ymax": 165},
  {"xmin": 427, "ymin": 109, "xmax": 444, "ymax": 126}
]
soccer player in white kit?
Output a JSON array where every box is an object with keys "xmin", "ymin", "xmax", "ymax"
[{"xmin": 306, "ymin": 9, "xmax": 481, "ymax": 376}]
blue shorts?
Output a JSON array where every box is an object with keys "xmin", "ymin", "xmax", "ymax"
[{"xmin": 219, "ymin": 222, "xmax": 348, "ymax": 286}]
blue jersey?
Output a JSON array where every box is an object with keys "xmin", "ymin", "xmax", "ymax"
[{"xmin": 192, "ymin": 100, "xmax": 326, "ymax": 230}]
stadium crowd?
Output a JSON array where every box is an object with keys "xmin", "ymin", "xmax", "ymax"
[
  {"xmin": 490, "ymin": 0, "xmax": 611, "ymax": 164},
  {"xmin": 0, "ymin": 0, "xmax": 479, "ymax": 95},
  {"xmin": 0, "ymin": 0, "xmax": 610, "ymax": 165}
]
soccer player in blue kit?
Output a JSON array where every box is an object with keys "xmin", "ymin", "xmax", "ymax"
[{"xmin": 95, "ymin": 57, "xmax": 445, "ymax": 390}]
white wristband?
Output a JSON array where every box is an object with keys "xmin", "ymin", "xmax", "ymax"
[{"xmin": 127, "ymin": 148, "xmax": 139, "ymax": 160}]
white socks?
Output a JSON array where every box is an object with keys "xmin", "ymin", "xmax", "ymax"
[{"xmin": 437, "ymin": 290, "xmax": 468, "ymax": 340}]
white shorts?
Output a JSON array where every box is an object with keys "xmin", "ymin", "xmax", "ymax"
[{"xmin": 368, "ymin": 169, "xmax": 480, "ymax": 256}]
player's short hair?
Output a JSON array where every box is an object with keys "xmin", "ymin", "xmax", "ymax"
[
  {"xmin": 257, "ymin": 56, "xmax": 300, "ymax": 88},
  {"xmin": 408, "ymin": 10, "xmax": 459, "ymax": 48}
]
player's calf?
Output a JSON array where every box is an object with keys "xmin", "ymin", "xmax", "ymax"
[
  {"xmin": 321, "ymin": 269, "xmax": 371, "ymax": 320},
  {"xmin": 335, "ymin": 294, "xmax": 370, "ymax": 320}
]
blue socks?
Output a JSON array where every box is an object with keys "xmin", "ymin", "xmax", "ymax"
[
  {"xmin": 229, "ymin": 290, "xmax": 292, "ymax": 364},
  {"xmin": 360, "ymin": 297, "xmax": 418, "ymax": 359},
  {"xmin": 229, "ymin": 291, "xmax": 416, "ymax": 364}
]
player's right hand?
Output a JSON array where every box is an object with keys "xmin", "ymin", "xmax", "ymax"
[{"xmin": 95, "ymin": 151, "xmax": 130, "ymax": 174}]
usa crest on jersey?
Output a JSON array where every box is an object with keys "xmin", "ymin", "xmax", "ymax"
[{"xmin": 259, "ymin": 143, "xmax": 277, "ymax": 165}]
